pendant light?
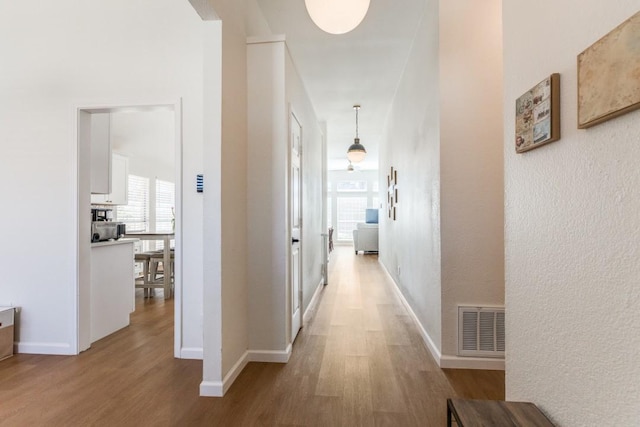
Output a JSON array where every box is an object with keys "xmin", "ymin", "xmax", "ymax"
[
  {"xmin": 347, "ymin": 105, "xmax": 366, "ymax": 163},
  {"xmin": 347, "ymin": 161, "xmax": 355, "ymax": 173},
  {"xmin": 304, "ymin": 0, "xmax": 370, "ymax": 35}
]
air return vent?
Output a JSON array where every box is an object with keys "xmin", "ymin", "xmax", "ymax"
[{"xmin": 458, "ymin": 306, "xmax": 505, "ymax": 358}]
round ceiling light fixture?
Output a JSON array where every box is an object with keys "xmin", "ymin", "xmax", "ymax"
[{"xmin": 304, "ymin": 0, "xmax": 371, "ymax": 35}]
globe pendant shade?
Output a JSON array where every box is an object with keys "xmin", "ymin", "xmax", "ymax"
[
  {"xmin": 305, "ymin": 0, "xmax": 371, "ymax": 35},
  {"xmin": 347, "ymin": 138, "xmax": 366, "ymax": 163}
]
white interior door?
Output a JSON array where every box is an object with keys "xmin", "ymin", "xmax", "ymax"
[{"xmin": 290, "ymin": 112, "xmax": 302, "ymax": 342}]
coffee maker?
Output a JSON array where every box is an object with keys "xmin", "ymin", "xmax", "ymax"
[{"xmin": 91, "ymin": 208, "xmax": 113, "ymax": 222}]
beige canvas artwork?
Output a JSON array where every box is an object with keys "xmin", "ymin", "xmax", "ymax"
[{"xmin": 578, "ymin": 11, "xmax": 640, "ymax": 128}]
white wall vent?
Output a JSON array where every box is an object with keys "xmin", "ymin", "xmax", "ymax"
[{"xmin": 458, "ymin": 306, "xmax": 505, "ymax": 358}]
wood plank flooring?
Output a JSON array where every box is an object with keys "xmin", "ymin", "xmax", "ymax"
[{"xmin": 0, "ymin": 246, "xmax": 503, "ymax": 426}]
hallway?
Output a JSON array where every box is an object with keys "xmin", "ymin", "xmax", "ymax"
[{"xmin": 0, "ymin": 246, "xmax": 502, "ymax": 426}]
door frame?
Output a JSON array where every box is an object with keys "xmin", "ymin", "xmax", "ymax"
[{"xmin": 75, "ymin": 100, "xmax": 183, "ymax": 355}]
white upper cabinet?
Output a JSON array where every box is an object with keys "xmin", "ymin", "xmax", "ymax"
[
  {"xmin": 90, "ymin": 113, "xmax": 111, "ymax": 195},
  {"xmin": 91, "ymin": 153, "xmax": 128, "ymax": 205}
]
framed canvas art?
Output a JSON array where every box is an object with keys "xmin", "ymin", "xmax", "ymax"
[{"xmin": 578, "ymin": 11, "xmax": 640, "ymax": 129}]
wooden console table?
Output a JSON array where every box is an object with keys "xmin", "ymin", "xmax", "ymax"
[{"xmin": 447, "ymin": 398, "xmax": 554, "ymax": 426}]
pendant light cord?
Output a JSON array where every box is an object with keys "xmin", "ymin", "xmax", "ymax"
[{"xmin": 354, "ymin": 105, "xmax": 360, "ymax": 139}]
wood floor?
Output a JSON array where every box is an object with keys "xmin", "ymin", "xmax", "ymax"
[{"xmin": 0, "ymin": 246, "xmax": 503, "ymax": 426}]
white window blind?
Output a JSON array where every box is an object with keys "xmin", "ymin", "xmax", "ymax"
[
  {"xmin": 155, "ymin": 179, "xmax": 175, "ymax": 233},
  {"xmin": 116, "ymin": 175, "xmax": 149, "ymax": 232}
]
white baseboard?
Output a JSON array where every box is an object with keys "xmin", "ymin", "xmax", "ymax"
[
  {"xmin": 180, "ymin": 347, "xmax": 204, "ymax": 360},
  {"xmin": 303, "ymin": 278, "xmax": 324, "ymax": 324},
  {"xmin": 379, "ymin": 261, "xmax": 443, "ymax": 363},
  {"xmin": 199, "ymin": 380, "xmax": 223, "ymax": 397},
  {"xmin": 199, "ymin": 350, "xmax": 250, "ymax": 397},
  {"xmin": 16, "ymin": 341, "xmax": 74, "ymax": 355},
  {"xmin": 199, "ymin": 344, "xmax": 292, "ymax": 397},
  {"xmin": 248, "ymin": 344, "xmax": 292, "ymax": 363},
  {"xmin": 378, "ymin": 260, "xmax": 504, "ymax": 371}
]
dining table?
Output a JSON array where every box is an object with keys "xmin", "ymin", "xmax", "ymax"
[{"xmin": 124, "ymin": 232, "xmax": 175, "ymax": 299}]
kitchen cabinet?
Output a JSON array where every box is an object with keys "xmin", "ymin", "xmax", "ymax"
[
  {"xmin": 90, "ymin": 239, "xmax": 136, "ymax": 343},
  {"xmin": 90, "ymin": 113, "xmax": 111, "ymax": 194},
  {"xmin": 91, "ymin": 153, "xmax": 128, "ymax": 205}
]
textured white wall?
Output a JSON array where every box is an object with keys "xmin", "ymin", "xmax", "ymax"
[
  {"xmin": 0, "ymin": 0, "xmax": 204, "ymax": 355},
  {"xmin": 503, "ymin": 1, "xmax": 640, "ymax": 425},
  {"xmin": 379, "ymin": 0, "xmax": 443, "ymax": 352},
  {"xmin": 439, "ymin": 0, "xmax": 504, "ymax": 357},
  {"xmin": 379, "ymin": 0, "xmax": 504, "ymax": 363}
]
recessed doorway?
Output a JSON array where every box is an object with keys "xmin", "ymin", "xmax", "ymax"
[{"xmin": 77, "ymin": 102, "xmax": 182, "ymax": 354}]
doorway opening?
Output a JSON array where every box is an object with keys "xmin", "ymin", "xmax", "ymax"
[{"xmin": 76, "ymin": 102, "xmax": 182, "ymax": 355}]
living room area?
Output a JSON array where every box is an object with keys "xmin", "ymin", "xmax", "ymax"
[{"xmin": 327, "ymin": 169, "xmax": 380, "ymax": 254}]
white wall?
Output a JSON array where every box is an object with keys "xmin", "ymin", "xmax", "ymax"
[
  {"xmin": 0, "ymin": 0, "xmax": 205, "ymax": 355},
  {"xmin": 286, "ymin": 49, "xmax": 325, "ymax": 319},
  {"xmin": 247, "ymin": 37, "xmax": 324, "ymax": 355},
  {"xmin": 247, "ymin": 39, "xmax": 288, "ymax": 353},
  {"xmin": 195, "ymin": 0, "xmax": 274, "ymax": 388},
  {"xmin": 379, "ymin": 0, "xmax": 504, "ymax": 366},
  {"xmin": 503, "ymin": 2, "xmax": 640, "ymax": 425},
  {"xmin": 378, "ymin": 0, "xmax": 443, "ymax": 356},
  {"xmin": 439, "ymin": 0, "xmax": 504, "ymax": 359}
]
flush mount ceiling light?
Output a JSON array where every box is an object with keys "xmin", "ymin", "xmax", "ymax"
[
  {"xmin": 347, "ymin": 105, "xmax": 366, "ymax": 163},
  {"xmin": 304, "ymin": 0, "xmax": 370, "ymax": 35}
]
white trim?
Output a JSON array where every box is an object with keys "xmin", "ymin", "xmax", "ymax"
[
  {"xmin": 199, "ymin": 380, "xmax": 223, "ymax": 397},
  {"xmin": 379, "ymin": 261, "xmax": 442, "ymax": 362},
  {"xmin": 200, "ymin": 350, "xmax": 250, "ymax": 397},
  {"xmin": 303, "ymin": 278, "xmax": 325, "ymax": 324},
  {"xmin": 440, "ymin": 355, "xmax": 505, "ymax": 370},
  {"xmin": 180, "ymin": 347, "xmax": 203, "ymax": 360},
  {"xmin": 16, "ymin": 342, "xmax": 74, "ymax": 355},
  {"xmin": 248, "ymin": 344, "xmax": 292, "ymax": 363},
  {"xmin": 378, "ymin": 260, "xmax": 505, "ymax": 371},
  {"xmin": 246, "ymin": 34, "xmax": 286, "ymax": 45},
  {"xmin": 173, "ymin": 99, "xmax": 184, "ymax": 359},
  {"xmin": 224, "ymin": 351, "xmax": 250, "ymax": 392}
]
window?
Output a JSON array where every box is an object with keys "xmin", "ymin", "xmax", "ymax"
[
  {"xmin": 327, "ymin": 197, "xmax": 332, "ymax": 228},
  {"xmin": 336, "ymin": 197, "xmax": 367, "ymax": 240},
  {"xmin": 336, "ymin": 180, "xmax": 367, "ymax": 192},
  {"xmin": 155, "ymin": 179, "xmax": 175, "ymax": 233},
  {"xmin": 116, "ymin": 175, "xmax": 149, "ymax": 232}
]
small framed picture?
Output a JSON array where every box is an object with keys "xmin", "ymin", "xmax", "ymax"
[{"xmin": 515, "ymin": 73, "xmax": 560, "ymax": 153}]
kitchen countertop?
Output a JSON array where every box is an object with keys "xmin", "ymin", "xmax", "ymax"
[{"xmin": 91, "ymin": 238, "xmax": 138, "ymax": 248}]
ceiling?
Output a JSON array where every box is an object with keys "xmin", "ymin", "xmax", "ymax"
[{"xmin": 255, "ymin": 0, "xmax": 425, "ymax": 171}]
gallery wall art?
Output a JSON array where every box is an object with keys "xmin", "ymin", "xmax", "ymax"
[{"xmin": 387, "ymin": 167, "xmax": 397, "ymax": 220}]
